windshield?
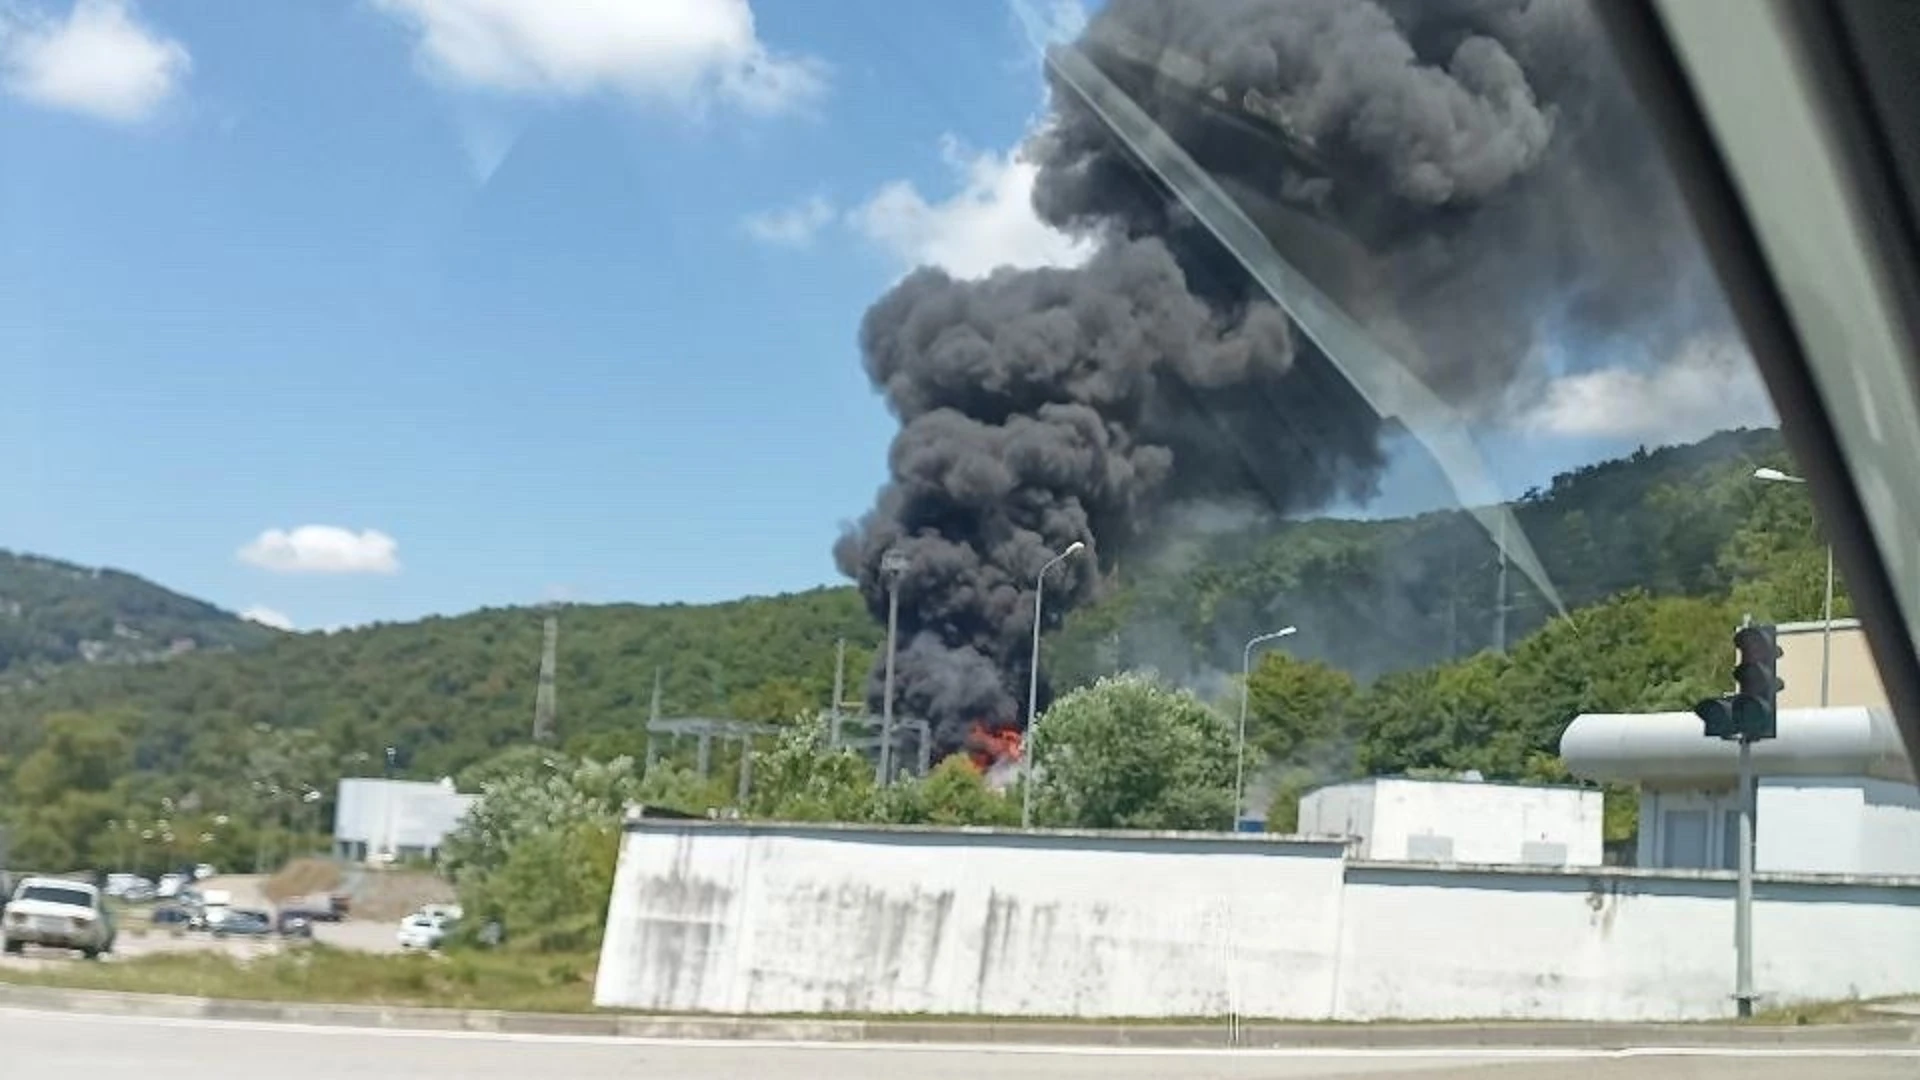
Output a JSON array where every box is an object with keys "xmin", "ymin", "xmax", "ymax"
[
  {"xmin": 18, "ymin": 885, "xmax": 93, "ymax": 909},
  {"xmin": 0, "ymin": 0, "xmax": 1912, "ymax": 1056}
]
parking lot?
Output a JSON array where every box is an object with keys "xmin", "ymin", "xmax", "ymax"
[{"xmin": 0, "ymin": 873, "xmax": 412, "ymax": 968}]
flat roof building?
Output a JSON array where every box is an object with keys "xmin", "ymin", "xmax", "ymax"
[
  {"xmin": 1298, "ymin": 775, "xmax": 1603, "ymax": 867},
  {"xmin": 331, "ymin": 777, "xmax": 477, "ymax": 864}
]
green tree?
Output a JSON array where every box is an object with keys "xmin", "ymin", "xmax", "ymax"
[
  {"xmin": 462, "ymin": 819, "xmax": 621, "ymax": 952},
  {"xmin": 1243, "ymin": 652, "xmax": 1360, "ymax": 774},
  {"xmin": 1028, "ymin": 672, "xmax": 1233, "ymax": 830},
  {"xmin": 746, "ymin": 714, "xmax": 877, "ymax": 822},
  {"xmin": 4, "ymin": 711, "xmax": 133, "ymax": 869},
  {"xmin": 1718, "ymin": 457, "xmax": 1849, "ymax": 624},
  {"xmin": 440, "ymin": 755, "xmax": 654, "ymax": 951},
  {"xmin": 876, "ymin": 757, "xmax": 1020, "ymax": 826}
]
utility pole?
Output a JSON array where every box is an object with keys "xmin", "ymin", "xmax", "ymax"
[
  {"xmin": 880, "ymin": 550, "xmax": 908, "ymax": 784},
  {"xmin": 645, "ymin": 668, "xmax": 662, "ymax": 770},
  {"xmin": 831, "ymin": 638, "xmax": 846, "ymax": 748},
  {"xmin": 1751, "ymin": 468, "xmax": 1834, "ymax": 705},
  {"xmin": 1022, "ymin": 541, "xmax": 1086, "ymax": 829},
  {"xmin": 1493, "ymin": 513, "xmax": 1509, "ymax": 654},
  {"xmin": 1821, "ymin": 544, "xmax": 1835, "ymax": 706},
  {"xmin": 1236, "ymin": 627, "xmax": 1297, "ymax": 829},
  {"xmin": 532, "ymin": 614, "xmax": 558, "ymax": 742}
]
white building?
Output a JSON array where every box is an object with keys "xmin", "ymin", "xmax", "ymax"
[
  {"xmin": 1296, "ymin": 776, "xmax": 1603, "ymax": 867},
  {"xmin": 1560, "ymin": 705, "xmax": 1920, "ymax": 875},
  {"xmin": 332, "ymin": 777, "xmax": 477, "ymax": 864}
]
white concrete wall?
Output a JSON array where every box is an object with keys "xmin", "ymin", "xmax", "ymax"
[
  {"xmin": 595, "ymin": 825, "xmax": 1349, "ymax": 1017},
  {"xmin": 596, "ymin": 822, "xmax": 1920, "ymax": 1021},
  {"xmin": 1857, "ymin": 779, "xmax": 1920, "ymax": 874},
  {"xmin": 1336, "ymin": 863, "xmax": 1920, "ymax": 1020}
]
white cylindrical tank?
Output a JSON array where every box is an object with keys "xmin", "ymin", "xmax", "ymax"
[{"xmin": 1560, "ymin": 706, "xmax": 1911, "ymax": 787}]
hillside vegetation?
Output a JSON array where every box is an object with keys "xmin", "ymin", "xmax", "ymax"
[
  {"xmin": 0, "ymin": 551, "xmax": 273, "ymax": 677},
  {"xmin": 0, "ymin": 426, "xmax": 1842, "ymax": 870}
]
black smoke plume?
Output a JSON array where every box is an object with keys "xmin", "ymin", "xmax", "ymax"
[{"xmin": 835, "ymin": 0, "xmax": 1728, "ymax": 755}]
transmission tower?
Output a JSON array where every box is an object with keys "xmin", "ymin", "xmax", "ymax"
[{"xmin": 532, "ymin": 614, "xmax": 558, "ymax": 742}]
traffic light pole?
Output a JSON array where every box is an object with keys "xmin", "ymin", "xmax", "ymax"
[
  {"xmin": 1696, "ymin": 617, "xmax": 1779, "ymax": 1018},
  {"xmin": 1735, "ymin": 732, "xmax": 1756, "ymax": 1019}
]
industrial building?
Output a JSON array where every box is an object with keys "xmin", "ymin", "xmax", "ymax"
[
  {"xmin": 1562, "ymin": 705, "xmax": 1920, "ymax": 874},
  {"xmin": 331, "ymin": 777, "xmax": 477, "ymax": 864},
  {"xmin": 1296, "ymin": 776, "xmax": 1602, "ymax": 867},
  {"xmin": 1561, "ymin": 619, "xmax": 1920, "ymax": 876}
]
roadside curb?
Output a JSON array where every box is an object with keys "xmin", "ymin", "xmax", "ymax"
[{"xmin": 0, "ymin": 984, "xmax": 1915, "ymax": 1048}]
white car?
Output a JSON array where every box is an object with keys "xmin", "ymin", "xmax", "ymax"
[
  {"xmin": 3, "ymin": 878, "xmax": 115, "ymax": 959},
  {"xmin": 396, "ymin": 912, "xmax": 456, "ymax": 951}
]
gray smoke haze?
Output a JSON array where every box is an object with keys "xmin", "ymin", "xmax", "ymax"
[{"xmin": 836, "ymin": 0, "xmax": 1729, "ymax": 754}]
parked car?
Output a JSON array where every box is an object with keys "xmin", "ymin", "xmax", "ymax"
[
  {"xmin": 210, "ymin": 909, "xmax": 274, "ymax": 938},
  {"xmin": 149, "ymin": 905, "xmax": 192, "ymax": 930},
  {"xmin": 396, "ymin": 911, "xmax": 456, "ymax": 951},
  {"xmin": 2, "ymin": 877, "xmax": 115, "ymax": 959},
  {"xmin": 155, "ymin": 873, "xmax": 187, "ymax": 899},
  {"xmin": 280, "ymin": 893, "xmax": 350, "ymax": 922},
  {"xmin": 104, "ymin": 874, "xmax": 151, "ymax": 899}
]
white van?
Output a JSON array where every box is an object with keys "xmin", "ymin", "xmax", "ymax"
[{"xmin": 198, "ymin": 887, "xmax": 233, "ymax": 929}]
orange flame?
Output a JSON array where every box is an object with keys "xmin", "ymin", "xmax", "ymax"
[{"xmin": 964, "ymin": 720, "xmax": 1023, "ymax": 772}]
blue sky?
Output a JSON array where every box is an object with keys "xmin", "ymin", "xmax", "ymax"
[{"xmin": 0, "ymin": 0, "xmax": 1773, "ymax": 632}]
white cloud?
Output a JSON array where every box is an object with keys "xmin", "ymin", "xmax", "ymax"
[
  {"xmin": 850, "ymin": 136, "xmax": 1094, "ymax": 279},
  {"xmin": 0, "ymin": 0, "xmax": 189, "ymax": 123},
  {"xmin": 1517, "ymin": 336, "xmax": 1778, "ymax": 441},
  {"xmin": 238, "ymin": 526, "xmax": 401, "ymax": 575},
  {"xmin": 240, "ymin": 605, "xmax": 294, "ymax": 632},
  {"xmin": 1009, "ymin": 0, "xmax": 1086, "ymax": 59},
  {"xmin": 372, "ymin": 0, "xmax": 825, "ymax": 114},
  {"xmin": 742, "ymin": 195, "xmax": 834, "ymax": 247}
]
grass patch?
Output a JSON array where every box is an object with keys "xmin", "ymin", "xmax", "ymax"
[
  {"xmin": 0, "ymin": 946, "xmax": 598, "ymax": 1013},
  {"xmin": 1744, "ymin": 996, "xmax": 1911, "ymax": 1026}
]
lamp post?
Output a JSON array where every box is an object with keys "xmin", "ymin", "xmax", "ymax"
[
  {"xmin": 1236, "ymin": 627, "xmax": 1298, "ymax": 828},
  {"xmin": 879, "ymin": 549, "xmax": 910, "ymax": 783},
  {"xmin": 1022, "ymin": 540, "xmax": 1086, "ymax": 829},
  {"xmin": 1753, "ymin": 467, "xmax": 1834, "ymax": 705}
]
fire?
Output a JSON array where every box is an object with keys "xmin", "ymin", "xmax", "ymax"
[{"xmin": 964, "ymin": 720, "xmax": 1023, "ymax": 772}]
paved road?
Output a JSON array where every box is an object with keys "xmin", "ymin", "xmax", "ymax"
[{"xmin": 4, "ymin": 1008, "xmax": 1916, "ymax": 1079}]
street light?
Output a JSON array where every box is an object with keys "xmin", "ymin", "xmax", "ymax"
[
  {"xmin": 1022, "ymin": 540, "xmax": 1086, "ymax": 829},
  {"xmin": 879, "ymin": 549, "xmax": 910, "ymax": 784},
  {"xmin": 1236, "ymin": 626, "xmax": 1298, "ymax": 828},
  {"xmin": 1752, "ymin": 467, "xmax": 1835, "ymax": 706}
]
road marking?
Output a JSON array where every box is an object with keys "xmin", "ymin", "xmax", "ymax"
[{"xmin": 2, "ymin": 1007, "xmax": 1916, "ymax": 1059}]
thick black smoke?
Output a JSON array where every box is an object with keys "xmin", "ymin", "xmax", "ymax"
[{"xmin": 836, "ymin": 0, "xmax": 1728, "ymax": 754}]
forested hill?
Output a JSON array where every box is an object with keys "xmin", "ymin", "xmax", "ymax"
[
  {"xmin": 0, "ymin": 550, "xmax": 274, "ymax": 677},
  {"xmin": 1049, "ymin": 427, "xmax": 1793, "ymax": 687},
  {"xmin": 0, "ymin": 426, "xmax": 1807, "ymax": 795},
  {"xmin": 0, "ymin": 588, "xmax": 883, "ymax": 785}
]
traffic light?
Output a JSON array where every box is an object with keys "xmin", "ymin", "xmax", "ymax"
[
  {"xmin": 1695, "ymin": 696, "xmax": 1739, "ymax": 739},
  {"xmin": 1695, "ymin": 624, "xmax": 1783, "ymax": 742},
  {"xmin": 1732, "ymin": 624, "xmax": 1784, "ymax": 740}
]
